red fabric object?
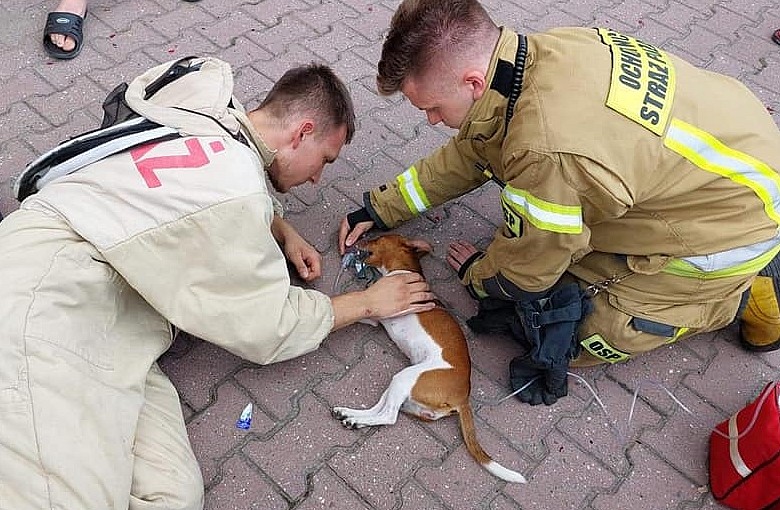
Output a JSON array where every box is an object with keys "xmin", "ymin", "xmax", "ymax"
[{"xmin": 710, "ymin": 382, "xmax": 780, "ymax": 510}]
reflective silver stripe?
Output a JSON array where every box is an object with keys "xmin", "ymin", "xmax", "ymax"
[
  {"xmin": 502, "ymin": 185, "xmax": 583, "ymax": 234},
  {"xmin": 37, "ymin": 126, "xmax": 179, "ymax": 189},
  {"xmin": 679, "ymin": 232, "xmax": 780, "ymax": 271},
  {"xmin": 728, "ymin": 414, "xmax": 752, "ymax": 477},
  {"xmin": 664, "ymin": 119, "xmax": 780, "ymax": 226}
]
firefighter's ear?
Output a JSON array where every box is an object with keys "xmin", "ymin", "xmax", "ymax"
[
  {"xmin": 292, "ymin": 120, "xmax": 315, "ymax": 149},
  {"xmin": 463, "ymin": 70, "xmax": 487, "ymax": 101}
]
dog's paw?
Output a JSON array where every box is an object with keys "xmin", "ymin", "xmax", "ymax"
[{"xmin": 331, "ymin": 406, "xmax": 367, "ymax": 429}]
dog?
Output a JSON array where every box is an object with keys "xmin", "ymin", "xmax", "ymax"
[{"xmin": 332, "ymin": 234, "xmax": 526, "ymax": 483}]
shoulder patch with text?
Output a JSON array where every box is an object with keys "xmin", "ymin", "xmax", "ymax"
[{"xmin": 596, "ymin": 28, "xmax": 677, "ymax": 136}]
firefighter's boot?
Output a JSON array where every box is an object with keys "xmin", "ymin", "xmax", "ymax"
[{"xmin": 740, "ymin": 255, "xmax": 780, "ymax": 352}]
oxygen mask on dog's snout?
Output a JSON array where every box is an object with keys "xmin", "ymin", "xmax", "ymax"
[{"xmin": 332, "ymin": 247, "xmax": 383, "ymax": 294}]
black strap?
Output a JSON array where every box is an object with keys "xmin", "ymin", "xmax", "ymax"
[
  {"xmin": 504, "ymin": 33, "xmax": 527, "ymax": 133},
  {"xmin": 477, "ymin": 34, "xmax": 528, "ymax": 189},
  {"xmin": 144, "ymin": 56, "xmax": 201, "ymax": 100}
]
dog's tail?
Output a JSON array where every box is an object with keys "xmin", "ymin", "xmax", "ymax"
[{"xmin": 458, "ymin": 402, "xmax": 527, "ymax": 483}]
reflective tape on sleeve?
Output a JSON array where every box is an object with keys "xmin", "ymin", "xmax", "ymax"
[
  {"xmin": 501, "ymin": 185, "xmax": 583, "ymax": 234},
  {"xmin": 396, "ymin": 166, "xmax": 431, "ymax": 215}
]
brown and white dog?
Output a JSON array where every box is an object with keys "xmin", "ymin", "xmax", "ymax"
[{"xmin": 332, "ymin": 234, "xmax": 526, "ymax": 483}]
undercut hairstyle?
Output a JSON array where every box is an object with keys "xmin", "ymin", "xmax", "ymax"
[
  {"xmin": 257, "ymin": 64, "xmax": 356, "ymax": 143},
  {"xmin": 377, "ymin": 0, "xmax": 497, "ymax": 95}
]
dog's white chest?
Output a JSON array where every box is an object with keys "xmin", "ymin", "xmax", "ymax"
[{"xmin": 380, "ymin": 314, "xmax": 442, "ymax": 364}]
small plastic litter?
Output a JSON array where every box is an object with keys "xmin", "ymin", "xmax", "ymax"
[{"xmin": 235, "ymin": 403, "xmax": 253, "ymax": 430}]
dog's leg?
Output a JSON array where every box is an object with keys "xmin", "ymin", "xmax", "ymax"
[{"xmin": 333, "ymin": 363, "xmax": 435, "ymax": 428}]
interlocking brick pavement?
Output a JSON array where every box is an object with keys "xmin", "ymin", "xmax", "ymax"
[{"xmin": 1, "ymin": 0, "xmax": 780, "ymax": 508}]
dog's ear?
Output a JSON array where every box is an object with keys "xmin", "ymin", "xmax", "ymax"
[{"xmin": 405, "ymin": 238, "xmax": 433, "ymax": 257}]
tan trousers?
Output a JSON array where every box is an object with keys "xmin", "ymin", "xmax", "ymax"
[
  {"xmin": 0, "ymin": 361, "xmax": 202, "ymax": 510},
  {"xmin": 0, "ymin": 210, "xmax": 203, "ymax": 510},
  {"xmin": 571, "ymin": 283, "xmax": 736, "ymax": 367}
]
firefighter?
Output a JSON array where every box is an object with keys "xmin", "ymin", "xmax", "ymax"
[
  {"xmin": 0, "ymin": 58, "xmax": 434, "ymax": 509},
  {"xmin": 339, "ymin": 0, "xmax": 780, "ymax": 406}
]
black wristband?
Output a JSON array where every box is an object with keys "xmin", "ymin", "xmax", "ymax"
[
  {"xmin": 347, "ymin": 207, "xmax": 373, "ymax": 229},
  {"xmin": 457, "ymin": 251, "xmax": 484, "ymax": 280}
]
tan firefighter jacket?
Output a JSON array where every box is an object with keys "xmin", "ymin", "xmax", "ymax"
[
  {"xmin": 0, "ymin": 57, "xmax": 334, "ymax": 374},
  {"xmin": 364, "ymin": 27, "xmax": 780, "ymax": 328}
]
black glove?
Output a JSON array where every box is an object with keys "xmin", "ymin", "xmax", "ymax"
[
  {"xmin": 508, "ymin": 282, "xmax": 592, "ymax": 406},
  {"xmin": 509, "ymin": 355, "xmax": 569, "ymax": 406},
  {"xmin": 466, "ymin": 297, "xmax": 519, "ymax": 334}
]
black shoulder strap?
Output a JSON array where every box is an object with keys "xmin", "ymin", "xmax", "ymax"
[
  {"xmin": 504, "ymin": 33, "xmax": 528, "ymax": 133},
  {"xmin": 477, "ymin": 33, "xmax": 528, "ymax": 190}
]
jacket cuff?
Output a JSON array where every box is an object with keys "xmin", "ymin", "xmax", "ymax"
[
  {"xmin": 363, "ymin": 191, "xmax": 390, "ymax": 230},
  {"xmin": 457, "ymin": 251, "xmax": 484, "ymax": 280}
]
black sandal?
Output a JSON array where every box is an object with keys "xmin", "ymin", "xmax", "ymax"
[
  {"xmin": 42, "ymin": 11, "xmax": 86, "ymax": 60},
  {"xmin": 773, "ymin": 28, "xmax": 780, "ymax": 46}
]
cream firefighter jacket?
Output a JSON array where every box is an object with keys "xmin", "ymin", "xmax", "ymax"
[
  {"xmin": 1, "ymin": 57, "xmax": 334, "ymax": 372},
  {"xmin": 364, "ymin": 27, "xmax": 780, "ymax": 329}
]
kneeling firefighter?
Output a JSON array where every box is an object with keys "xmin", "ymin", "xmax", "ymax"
[{"xmin": 338, "ymin": 4, "xmax": 780, "ymax": 405}]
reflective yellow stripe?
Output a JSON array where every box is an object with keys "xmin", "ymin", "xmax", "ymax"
[
  {"xmin": 397, "ymin": 166, "xmax": 431, "ymax": 215},
  {"xmin": 502, "ymin": 185, "xmax": 583, "ymax": 234},
  {"xmin": 666, "ymin": 327, "xmax": 689, "ymax": 344},
  {"xmin": 664, "ymin": 118, "xmax": 780, "ymax": 226},
  {"xmin": 663, "ymin": 118, "xmax": 780, "ymax": 278}
]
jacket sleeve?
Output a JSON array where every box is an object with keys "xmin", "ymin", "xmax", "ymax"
[
  {"xmin": 366, "ymin": 134, "xmax": 490, "ymax": 229},
  {"xmin": 462, "ymin": 149, "xmax": 593, "ymax": 299},
  {"xmin": 99, "ymin": 193, "xmax": 334, "ymax": 365}
]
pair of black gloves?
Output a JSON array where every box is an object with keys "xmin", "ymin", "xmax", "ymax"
[{"xmin": 467, "ymin": 282, "xmax": 592, "ymax": 406}]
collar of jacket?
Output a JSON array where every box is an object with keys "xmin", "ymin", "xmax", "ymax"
[
  {"xmin": 459, "ymin": 27, "xmax": 524, "ymax": 135},
  {"xmin": 232, "ymin": 109, "xmax": 277, "ymax": 167}
]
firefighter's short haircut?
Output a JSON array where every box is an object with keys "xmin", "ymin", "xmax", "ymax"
[
  {"xmin": 377, "ymin": 0, "xmax": 497, "ymax": 96},
  {"xmin": 257, "ymin": 63, "xmax": 356, "ymax": 143}
]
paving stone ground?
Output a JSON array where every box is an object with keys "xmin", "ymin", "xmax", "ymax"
[{"xmin": 2, "ymin": 0, "xmax": 780, "ymax": 508}]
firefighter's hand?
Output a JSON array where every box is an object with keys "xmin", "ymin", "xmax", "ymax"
[
  {"xmin": 284, "ymin": 234, "xmax": 322, "ymax": 282},
  {"xmin": 365, "ymin": 272, "xmax": 436, "ymax": 319},
  {"xmin": 272, "ymin": 214, "xmax": 322, "ymax": 281},
  {"xmin": 447, "ymin": 240, "xmax": 481, "ymax": 274},
  {"xmin": 339, "ymin": 216, "xmax": 374, "ymax": 254}
]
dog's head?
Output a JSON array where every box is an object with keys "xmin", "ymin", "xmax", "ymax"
[{"xmin": 357, "ymin": 234, "xmax": 432, "ymax": 274}]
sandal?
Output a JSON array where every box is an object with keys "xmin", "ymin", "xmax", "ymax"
[
  {"xmin": 42, "ymin": 11, "xmax": 86, "ymax": 60},
  {"xmin": 773, "ymin": 28, "xmax": 780, "ymax": 46}
]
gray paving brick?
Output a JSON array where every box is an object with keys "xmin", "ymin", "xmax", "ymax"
[
  {"xmin": 235, "ymin": 348, "xmax": 343, "ymax": 421},
  {"xmin": 0, "ymin": 68, "xmax": 56, "ymax": 113},
  {"xmin": 638, "ymin": 385, "xmax": 726, "ymax": 486},
  {"xmin": 243, "ymin": 393, "xmax": 360, "ymax": 499},
  {"xmin": 199, "ymin": 10, "xmax": 271, "ymax": 50},
  {"xmin": 331, "ymin": 423, "xmax": 448, "ymax": 510},
  {"xmin": 25, "ymin": 75, "xmax": 103, "ymax": 126},
  {"xmin": 183, "ymin": 379, "xmax": 275, "ymax": 485},
  {"xmin": 591, "ymin": 444, "xmax": 709, "ymax": 510},
  {"xmin": 505, "ymin": 430, "xmax": 617, "ymax": 509},
  {"xmin": 204, "ymin": 454, "xmax": 288, "ymax": 510},
  {"xmin": 161, "ymin": 337, "xmax": 245, "ymax": 411},
  {"xmin": 295, "ymin": 466, "xmax": 372, "ymax": 509}
]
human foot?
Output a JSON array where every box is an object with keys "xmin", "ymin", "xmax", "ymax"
[{"xmin": 43, "ymin": 0, "xmax": 87, "ymax": 58}]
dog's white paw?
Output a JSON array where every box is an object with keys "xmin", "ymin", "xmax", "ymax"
[{"xmin": 331, "ymin": 406, "xmax": 368, "ymax": 429}]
